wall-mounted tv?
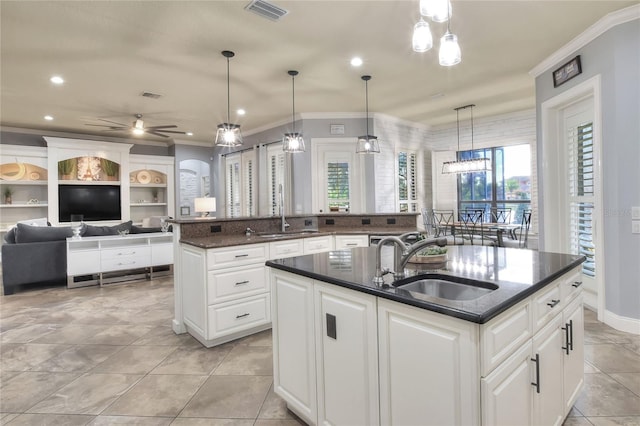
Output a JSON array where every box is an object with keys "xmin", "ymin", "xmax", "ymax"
[{"xmin": 59, "ymin": 184, "xmax": 121, "ymax": 222}]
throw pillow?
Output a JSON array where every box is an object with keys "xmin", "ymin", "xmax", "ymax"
[
  {"xmin": 17, "ymin": 217, "xmax": 48, "ymax": 227},
  {"xmin": 83, "ymin": 220, "xmax": 133, "ymax": 237},
  {"xmin": 4, "ymin": 227, "xmax": 17, "ymax": 244},
  {"xmin": 130, "ymin": 225, "xmax": 163, "ymax": 234},
  {"xmin": 15, "ymin": 223, "xmax": 73, "ymax": 243}
]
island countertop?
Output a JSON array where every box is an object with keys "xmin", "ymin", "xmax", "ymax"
[{"xmin": 266, "ymin": 245, "xmax": 585, "ymax": 323}]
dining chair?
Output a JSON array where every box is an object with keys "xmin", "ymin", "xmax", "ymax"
[
  {"xmin": 432, "ymin": 209, "xmax": 455, "ymax": 238},
  {"xmin": 490, "ymin": 208, "xmax": 512, "ymax": 224},
  {"xmin": 502, "ymin": 210, "xmax": 532, "ymax": 248},
  {"xmin": 421, "ymin": 208, "xmax": 435, "ymax": 237},
  {"xmin": 458, "ymin": 210, "xmax": 485, "ymax": 245}
]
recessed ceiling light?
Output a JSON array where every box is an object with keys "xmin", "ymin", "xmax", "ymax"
[
  {"xmin": 50, "ymin": 76, "xmax": 64, "ymax": 85},
  {"xmin": 44, "ymin": 115, "xmax": 53, "ymax": 121},
  {"xmin": 237, "ymin": 109, "xmax": 246, "ymax": 116},
  {"xmin": 186, "ymin": 132, "xmax": 194, "ymax": 136},
  {"xmin": 350, "ymin": 57, "xmax": 363, "ymax": 67}
]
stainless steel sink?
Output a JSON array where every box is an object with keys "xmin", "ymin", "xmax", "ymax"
[
  {"xmin": 258, "ymin": 230, "xmax": 319, "ymax": 239},
  {"xmin": 393, "ymin": 274, "xmax": 498, "ymax": 301}
]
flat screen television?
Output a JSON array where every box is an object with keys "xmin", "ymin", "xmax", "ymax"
[{"xmin": 59, "ymin": 184, "xmax": 122, "ymax": 222}]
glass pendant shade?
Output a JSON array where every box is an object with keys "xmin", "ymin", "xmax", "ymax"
[
  {"xmin": 420, "ymin": 0, "xmax": 451, "ymax": 22},
  {"xmin": 215, "ymin": 123, "xmax": 242, "ymax": 147},
  {"xmin": 442, "ymin": 157, "xmax": 491, "ymax": 174},
  {"xmin": 356, "ymin": 135, "xmax": 380, "ymax": 154},
  {"xmin": 439, "ymin": 31, "xmax": 461, "ymax": 66},
  {"xmin": 283, "ymin": 132, "xmax": 305, "ymax": 153},
  {"xmin": 215, "ymin": 50, "xmax": 242, "ymax": 147},
  {"xmin": 412, "ymin": 19, "xmax": 433, "ymax": 52}
]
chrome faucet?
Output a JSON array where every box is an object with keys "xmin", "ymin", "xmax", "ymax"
[
  {"xmin": 279, "ymin": 184, "xmax": 290, "ymax": 233},
  {"xmin": 373, "ymin": 236, "xmax": 447, "ymax": 285}
]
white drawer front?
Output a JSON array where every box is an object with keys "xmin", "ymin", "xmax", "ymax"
[
  {"xmin": 207, "ymin": 294, "xmax": 270, "ymax": 339},
  {"xmin": 533, "ymin": 281, "xmax": 562, "ymax": 331},
  {"xmin": 101, "ymin": 253, "xmax": 150, "ymax": 272},
  {"xmin": 207, "ymin": 244, "xmax": 268, "ymax": 269},
  {"xmin": 68, "ymin": 251, "xmax": 101, "ymax": 275},
  {"xmin": 151, "ymin": 243, "xmax": 173, "ymax": 266},
  {"xmin": 101, "ymin": 246, "xmax": 150, "ymax": 261},
  {"xmin": 334, "ymin": 235, "xmax": 368, "ymax": 249},
  {"xmin": 208, "ymin": 265, "xmax": 267, "ymax": 304},
  {"xmin": 270, "ymin": 239, "xmax": 304, "ymax": 258},
  {"xmin": 560, "ymin": 267, "xmax": 583, "ymax": 303},
  {"xmin": 303, "ymin": 236, "xmax": 333, "ymax": 254},
  {"xmin": 480, "ymin": 299, "xmax": 532, "ymax": 376}
]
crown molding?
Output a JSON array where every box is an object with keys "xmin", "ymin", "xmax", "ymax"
[
  {"xmin": 170, "ymin": 138, "xmax": 216, "ymax": 148},
  {"xmin": 530, "ymin": 4, "xmax": 640, "ymax": 77},
  {"xmin": 0, "ymin": 126, "xmax": 169, "ymax": 147}
]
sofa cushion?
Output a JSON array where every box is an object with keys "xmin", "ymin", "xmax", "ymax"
[
  {"xmin": 18, "ymin": 217, "xmax": 49, "ymax": 227},
  {"xmin": 15, "ymin": 223, "xmax": 73, "ymax": 243},
  {"xmin": 4, "ymin": 227, "xmax": 17, "ymax": 244},
  {"xmin": 83, "ymin": 220, "xmax": 133, "ymax": 237},
  {"xmin": 130, "ymin": 225, "xmax": 162, "ymax": 234}
]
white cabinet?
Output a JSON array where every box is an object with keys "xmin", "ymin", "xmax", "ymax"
[
  {"xmin": 378, "ymin": 298, "xmax": 479, "ymax": 426},
  {"xmin": 66, "ymin": 233, "xmax": 173, "ymax": 287},
  {"xmin": 271, "ymin": 270, "xmax": 317, "ymax": 424},
  {"xmin": 315, "ymin": 283, "xmax": 379, "ymax": 426},
  {"xmin": 532, "ymin": 313, "xmax": 565, "ymax": 426},
  {"xmin": 334, "ymin": 234, "xmax": 368, "ymax": 249},
  {"xmin": 270, "ymin": 238, "xmax": 304, "ymax": 258},
  {"xmin": 563, "ymin": 295, "xmax": 585, "ymax": 414},
  {"xmin": 304, "ymin": 235, "xmax": 334, "ymax": 254}
]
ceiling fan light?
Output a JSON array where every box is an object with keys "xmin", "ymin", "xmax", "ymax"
[
  {"xmin": 439, "ymin": 31, "xmax": 461, "ymax": 66},
  {"xmin": 283, "ymin": 133, "xmax": 305, "ymax": 153},
  {"xmin": 412, "ymin": 19, "xmax": 433, "ymax": 52},
  {"xmin": 215, "ymin": 123, "xmax": 242, "ymax": 147}
]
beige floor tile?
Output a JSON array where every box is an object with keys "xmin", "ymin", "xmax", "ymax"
[
  {"xmin": 258, "ymin": 384, "xmax": 296, "ymax": 420},
  {"xmin": 88, "ymin": 416, "xmax": 173, "ymax": 426},
  {"xmin": 575, "ymin": 373, "xmax": 640, "ymax": 417},
  {"xmin": 29, "ymin": 344, "xmax": 124, "ymax": 373},
  {"xmin": 0, "ymin": 343, "xmax": 71, "ymax": 372},
  {"xmin": 0, "ymin": 324, "xmax": 62, "ymax": 343},
  {"xmin": 132, "ymin": 326, "xmax": 202, "ymax": 348},
  {"xmin": 31, "ymin": 324, "xmax": 112, "ymax": 345},
  {"xmin": 103, "ymin": 374, "xmax": 207, "ymax": 417},
  {"xmin": 254, "ymin": 420, "xmax": 306, "ymax": 426},
  {"xmin": 234, "ymin": 329, "xmax": 273, "ymax": 347},
  {"xmin": 568, "ymin": 406, "xmax": 585, "ymax": 417},
  {"xmin": 169, "ymin": 419, "xmax": 254, "ymax": 426},
  {"xmin": 27, "ymin": 373, "xmax": 142, "ymax": 415},
  {"xmin": 623, "ymin": 341, "xmax": 640, "ymax": 356},
  {"xmin": 3, "ymin": 413, "xmax": 95, "ymax": 425},
  {"xmin": 0, "ymin": 372, "xmax": 79, "ymax": 412},
  {"xmin": 179, "ymin": 375, "xmax": 272, "ymax": 419},
  {"xmin": 83, "ymin": 325, "xmax": 154, "ymax": 345},
  {"xmin": 213, "ymin": 345, "xmax": 273, "ymax": 376},
  {"xmin": 0, "ymin": 413, "xmax": 19, "ymax": 424},
  {"xmin": 90, "ymin": 345, "xmax": 176, "ymax": 374},
  {"xmin": 610, "ymin": 373, "xmax": 640, "ymax": 396},
  {"xmin": 585, "ymin": 344, "xmax": 640, "ymax": 373},
  {"xmin": 562, "ymin": 418, "xmax": 594, "ymax": 426},
  {"xmin": 587, "ymin": 417, "xmax": 640, "ymax": 426},
  {"xmin": 585, "ymin": 360, "xmax": 601, "ymax": 374},
  {"xmin": 151, "ymin": 345, "xmax": 232, "ymax": 375}
]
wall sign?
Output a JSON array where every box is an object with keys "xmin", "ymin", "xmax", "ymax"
[
  {"xmin": 552, "ymin": 55, "xmax": 582, "ymax": 87},
  {"xmin": 330, "ymin": 124, "xmax": 345, "ymax": 135}
]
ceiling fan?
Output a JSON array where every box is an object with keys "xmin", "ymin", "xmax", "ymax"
[{"xmin": 85, "ymin": 114, "xmax": 186, "ymax": 138}]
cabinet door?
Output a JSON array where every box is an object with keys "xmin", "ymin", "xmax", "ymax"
[
  {"xmin": 378, "ymin": 299, "xmax": 479, "ymax": 426},
  {"xmin": 271, "ymin": 271, "xmax": 317, "ymax": 425},
  {"xmin": 315, "ymin": 282, "xmax": 378, "ymax": 426},
  {"xmin": 334, "ymin": 235, "xmax": 368, "ymax": 249},
  {"xmin": 532, "ymin": 314, "xmax": 564, "ymax": 426},
  {"xmin": 563, "ymin": 295, "xmax": 584, "ymax": 415},
  {"xmin": 481, "ymin": 340, "xmax": 534, "ymax": 426}
]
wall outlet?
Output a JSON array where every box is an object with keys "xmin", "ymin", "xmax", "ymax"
[
  {"xmin": 362, "ymin": 218, "xmax": 371, "ymax": 225},
  {"xmin": 632, "ymin": 220, "xmax": 640, "ymax": 234},
  {"xmin": 210, "ymin": 225, "xmax": 222, "ymax": 233},
  {"xmin": 632, "ymin": 207, "xmax": 640, "ymax": 220}
]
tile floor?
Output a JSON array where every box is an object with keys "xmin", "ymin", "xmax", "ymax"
[{"xmin": 0, "ymin": 277, "xmax": 639, "ymax": 425}]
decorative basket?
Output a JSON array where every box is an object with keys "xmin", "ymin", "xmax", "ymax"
[{"xmin": 407, "ymin": 253, "xmax": 448, "ymax": 264}]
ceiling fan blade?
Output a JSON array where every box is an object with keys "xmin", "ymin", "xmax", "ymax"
[
  {"xmin": 146, "ymin": 131, "xmax": 170, "ymax": 138},
  {"xmin": 145, "ymin": 125, "xmax": 178, "ymax": 130},
  {"xmin": 85, "ymin": 124, "xmax": 127, "ymax": 130},
  {"xmin": 152, "ymin": 130, "xmax": 186, "ymax": 134},
  {"xmin": 96, "ymin": 118, "xmax": 129, "ymax": 127}
]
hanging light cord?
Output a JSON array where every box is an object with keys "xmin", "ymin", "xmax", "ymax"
[
  {"xmin": 291, "ymin": 74, "xmax": 296, "ymax": 133},
  {"xmin": 365, "ymin": 78, "xmax": 369, "ymax": 136},
  {"xmin": 456, "ymin": 107, "xmax": 460, "ymax": 152},
  {"xmin": 470, "ymin": 104, "xmax": 474, "ymax": 153},
  {"xmin": 226, "ymin": 56, "xmax": 230, "ymax": 125}
]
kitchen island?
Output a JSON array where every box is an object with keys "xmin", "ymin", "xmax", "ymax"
[{"xmin": 266, "ymin": 245, "xmax": 585, "ymax": 426}]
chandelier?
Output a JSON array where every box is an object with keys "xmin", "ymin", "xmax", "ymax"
[
  {"xmin": 412, "ymin": 0, "xmax": 461, "ymax": 67},
  {"xmin": 442, "ymin": 104, "xmax": 491, "ymax": 174}
]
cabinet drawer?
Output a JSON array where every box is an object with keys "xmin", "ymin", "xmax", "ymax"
[
  {"xmin": 270, "ymin": 239, "xmax": 304, "ymax": 258},
  {"xmin": 533, "ymin": 281, "xmax": 562, "ymax": 331},
  {"xmin": 334, "ymin": 235, "xmax": 369, "ymax": 249},
  {"xmin": 208, "ymin": 265, "xmax": 267, "ymax": 304},
  {"xmin": 101, "ymin": 246, "xmax": 151, "ymax": 261},
  {"xmin": 207, "ymin": 293, "xmax": 270, "ymax": 339},
  {"xmin": 207, "ymin": 244, "xmax": 268, "ymax": 269},
  {"xmin": 480, "ymin": 298, "xmax": 532, "ymax": 377},
  {"xmin": 151, "ymin": 243, "xmax": 173, "ymax": 266},
  {"xmin": 303, "ymin": 235, "xmax": 333, "ymax": 254},
  {"xmin": 560, "ymin": 267, "xmax": 583, "ymax": 304},
  {"xmin": 68, "ymin": 251, "xmax": 101, "ymax": 275},
  {"xmin": 101, "ymin": 253, "xmax": 150, "ymax": 272}
]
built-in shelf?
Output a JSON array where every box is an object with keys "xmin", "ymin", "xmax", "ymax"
[
  {"xmin": 130, "ymin": 183, "xmax": 167, "ymax": 188},
  {"xmin": 0, "ymin": 181, "xmax": 48, "ymax": 186},
  {"xmin": 131, "ymin": 202, "xmax": 167, "ymax": 207},
  {"xmin": 58, "ymin": 180, "xmax": 121, "ymax": 185},
  {"xmin": 0, "ymin": 203, "xmax": 48, "ymax": 208}
]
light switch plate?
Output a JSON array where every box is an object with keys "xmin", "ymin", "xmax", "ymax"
[
  {"xmin": 633, "ymin": 220, "xmax": 640, "ymax": 234},
  {"xmin": 632, "ymin": 207, "xmax": 640, "ymax": 220}
]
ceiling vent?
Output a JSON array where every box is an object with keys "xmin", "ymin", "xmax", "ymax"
[
  {"xmin": 141, "ymin": 91, "xmax": 162, "ymax": 99},
  {"xmin": 245, "ymin": 0, "xmax": 288, "ymax": 21}
]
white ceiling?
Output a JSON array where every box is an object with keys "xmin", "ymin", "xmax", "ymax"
[{"xmin": 1, "ymin": 0, "xmax": 636, "ymax": 144}]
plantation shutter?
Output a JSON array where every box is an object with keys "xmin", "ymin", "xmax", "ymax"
[
  {"xmin": 267, "ymin": 145, "xmax": 285, "ymax": 216},
  {"xmin": 242, "ymin": 150, "xmax": 256, "ymax": 216},
  {"xmin": 327, "ymin": 161, "xmax": 350, "ymax": 211},
  {"xmin": 225, "ymin": 154, "xmax": 241, "ymax": 218}
]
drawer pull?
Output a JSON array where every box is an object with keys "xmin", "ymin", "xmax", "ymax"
[
  {"xmin": 546, "ymin": 299, "xmax": 560, "ymax": 308},
  {"xmin": 235, "ymin": 280, "xmax": 250, "ymax": 286},
  {"xmin": 236, "ymin": 313, "xmax": 250, "ymax": 319},
  {"xmin": 118, "ymin": 251, "xmax": 136, "ymax": 256},
  {"xmin": 117, "ymin": 261, "xmax": 136, "ymax": 266},
  {"xmin": 346, "ymin": 243, "xmax": 358, "ymax": 246},
  {"xmin": 562, "ymin": 323, "xmax": 570, "ymax": 355},
  {"xmin": 531, "ymin": 354, "xmax": 540, "ymax": 393},
  {"xmin": 571, "ymin": 281, "xmax": 583, "ymax": 288},
  {"xmin": 568, "ymin": 319, "xmax": 574, "ymax": 351},
  {"xmin": 234, "ymin": 254, "xmax": 249, "ymax": 258}
]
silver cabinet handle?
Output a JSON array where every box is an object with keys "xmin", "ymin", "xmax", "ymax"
[
  {"xmin": 117, "ymin": 251, "xmax": 136, "ymax": 256},
  {"xmin": 234, "ymin": 254, "xmax": 249, "ymax": 258},
  {"xmin": 235, "ymin": 280, "xmax": 250, "ymax": 286},
  {"xmin": 571, "ymin": 281, "xmax": 583, "ymax": 288},
  {"xmin": 117, "ymin": 261, "xmax": 136, "ymax": 266},
  {"xmin": 531, "ymin": 354, "xmax": 540, "ymax": 393},
  {"xmin": 236, "ymin": 313, "xmax": 250, "ymax": 319},
  {"xmin": 547, "ymin": 299, "xmax": 560, "ymax": 308}
]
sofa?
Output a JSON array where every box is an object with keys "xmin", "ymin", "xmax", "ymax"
[{"xmin": 2, "ymin": 220, "xmax": 166, "ymax": 295}]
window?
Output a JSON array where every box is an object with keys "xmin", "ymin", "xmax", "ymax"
[
  {"xmin": 267, "ymin": 143, "xmax": 285, "ymax": 216},
  {"xmin": 327, "ymin": 161, "xmax": 350, "ymax": 211},
  {"xmin": 398, "ymin": 151, "xmax": 418, "ymax": 212},
  {"xmin": 224, "ymin": 150, "xmax": 256, "ymax": 218},
  {"xmin": 458, "ymin": 144, "xmax": 531, "ymax": 222},
  {"xmin": 225, "ymin": 154, "xmax": 241, "ymax": 218}
]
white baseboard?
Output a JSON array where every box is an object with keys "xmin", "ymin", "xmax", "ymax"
[{"xmin": 604, "ymin": 309, "xmax": 640, "ymax": 335}]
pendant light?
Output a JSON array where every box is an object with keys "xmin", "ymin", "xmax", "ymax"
[
  {"xmin": 215, "ymin": 50, "xmax": 242, "ymax": 147},
  {"xmin": 282, "ymin": 70, "xmax": 305, "ymax": 153},
  {"xmin": 356, "ymin": 75, "xmax": 380, "ymax": 154},
  {"xmin": 412, "ymin": 18, "xmax": 433, "ymax": 53},
  {"xmin": 442, "ymin": 104, "xmax": 491, "ymax": 174},
  {"xmin": 420, "ymin": 0, "xmax": 452, "ymax": 23},
  {"xmin": 438, "ymin": 5, "xmax": 461, "ymax": 66}
]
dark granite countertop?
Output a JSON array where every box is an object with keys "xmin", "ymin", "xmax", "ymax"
[
  {"xmin": 266, "ymin": 245, "xmax": 585, "ymax": 324},
  {"xmin": 179, "ymin": 228, "xmax": 419, "ymax": 249}
]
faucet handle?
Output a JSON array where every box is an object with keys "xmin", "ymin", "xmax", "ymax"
[{"xmin": 245, "ymin": 227, "xmax": 256, "ymax": 236}]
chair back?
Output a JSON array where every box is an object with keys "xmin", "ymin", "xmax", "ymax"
[
  {"xmin": 432, "ymin": 209, "xmax": 454, "ymax": 237},
  {"xmin": 459, "ymin": 210, "xmax": 484, "ymax": 244},
  {"xmin": 517, "ymin": 210, "xmax": 532, "ymax": 248},
  {"xmin": 490, "ymin": 208, "xmax": 512, "ymax": 224},
  {"xmin": 421, "ymin": 208, "xmax": 435, "ymax": 237}
]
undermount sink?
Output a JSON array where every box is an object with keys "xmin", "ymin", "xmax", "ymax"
[
  {"xmin": 258, "ymin": 230, "xmax": 319, "ymax": 239},
  {"xmin": 393, "ymin": 274, "xmax": 498, "ymax": 301}
]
